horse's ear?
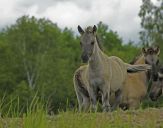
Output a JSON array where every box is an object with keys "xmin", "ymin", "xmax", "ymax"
[
  {"xmin": 154, "ymin": 46, "xmax": 160, "ymax": 55},
  {"xmin": 142, "ymin": 47, "xmax": 147, "ymax": 54},
  {"xmin": 78, "ymin": 25, "xmax": 84, "ymax": 35},
  {"xmin": 93, "ymin": 25, "xmax": 97, "ymax": 33}
]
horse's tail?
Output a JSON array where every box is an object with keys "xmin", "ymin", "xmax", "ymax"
[{"xmin": 126, "ymin": 63, "xmax": 151, "ymax": 73}]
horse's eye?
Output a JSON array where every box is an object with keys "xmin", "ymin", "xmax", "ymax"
[{"xmin": 91, "ymin": 41, "xmax": 94, "ymax": 45}]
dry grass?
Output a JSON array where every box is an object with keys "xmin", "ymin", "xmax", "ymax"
[
  {"xmin": 49, "ymin": 108, "xmax": 163, "ymax": 128},
  {"xmin": 1, "ymin": 108, "xmax": 163, "ymax": 128}
]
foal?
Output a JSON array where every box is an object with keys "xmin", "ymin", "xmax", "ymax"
[
  {"xmin": 120, "ymin": 46, "xmax": 160, "ymax": 109},
  {"xmin": 149, "ymin": 66, "xmax": 163, "ymax": 101},
  {"xmin": 74, "ymin": 25, "xmax": 150, "ymax": 112}
]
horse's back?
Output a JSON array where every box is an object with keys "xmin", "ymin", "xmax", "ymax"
[{"xmin": 108, "ymin": 56, "xmax": 127, "ymax": 72}]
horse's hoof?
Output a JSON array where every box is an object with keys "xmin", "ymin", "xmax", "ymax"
[
  {"xmin": 103, "ymin": 106, "xmax": 111, "ymax": 112},
  {"xmin": 110, "ymin": 107, "xmax": 115, "ymax": 112},
  {"xmin": 119, "ymin": 103, "xmax": 129, "ymax": 111},
  {"xmin": 89, "ymin": 105, "xmax": 97, "ymax": 113}
]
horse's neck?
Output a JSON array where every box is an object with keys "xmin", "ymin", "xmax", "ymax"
[
  {"xmin": 134, "ymin": 55, "xmax": 148, "ymax": 83},
  {"xmin": 134, "ymin": 55, "xmax": 145, "ymax": 64},
  {"xmin": 88, "ymin": 40, "xmax": 104, "ymax": 71}
]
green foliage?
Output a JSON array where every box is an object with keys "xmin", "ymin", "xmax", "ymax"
[
  {"xmin": 97, "ymin": 21, "xmax": 123, "ymax": 50},
  {"xmin": 139, "ymin": 0, "xmax": 163, "ymax": 61},
  {"xmin": 97, "ymin": 21, "xmax": 140, "ymax": 62},
  {"xmin": 142, "ymin": 97, "xmax": 163, "ymax": 109},
  {"xmin": 0, "ymin": 15, "xmax": 140, "ymax": 114}
]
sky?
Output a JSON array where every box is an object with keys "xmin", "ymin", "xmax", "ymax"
[{"xmin": 0, "ymin": 0, "xmax": 157, "ymax": 43}]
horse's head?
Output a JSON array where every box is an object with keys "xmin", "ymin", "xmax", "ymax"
[
  {"xmin": 149, "ymin": 67, "xmax": 163, "ymax": 101},
  {"xmin": 77, "ymin": 25, "xmax": 97, "ymax": 63},
  {"xmin": 142, "ymin": 46, "xmax": 160, "ymax": 66},
  {"xmin": 142, "ymin": 46, "xmax": 160, "ymax": 80}
]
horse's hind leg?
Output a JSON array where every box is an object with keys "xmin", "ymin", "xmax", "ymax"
[
  {"xmin": 74, "ymin": 87, "xmax": 83, "ymax": 111},
  {"xmin": 73, "ymin": 75, "xmax": 83, "ymax": 111},
  {"xmin": 82, "ymin": 96, "xmax": 90, "ymax": 112},
  {"xmin": 76, "ymin": 90, "xmax": 90, "ymax": 112},
  {"xmin": 74, "ymin": 70, "xmax": 90, "ymax": 112},
  {"xmin": 111, "ymin": 89, "xmax": 122, "ymax": 111}
]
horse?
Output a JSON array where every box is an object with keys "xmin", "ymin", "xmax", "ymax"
[
  {"xmin": 73, "ymin": 25, "xmax": 151, "ymax": 112},
  {"xmin": 142, "ymin": 46, "xmax": 162, "ymax": 101},
  {"xmin": 149, "ymin": 66, "xmax": 163, "ymax": 101},
  {"xmin": 120, "ymin": 46, "xmax": 160, "ymax": 110}
]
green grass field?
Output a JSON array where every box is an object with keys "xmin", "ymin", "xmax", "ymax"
[
  {"xmin": 0, "ymin": 108, "xmax": 163, "ymax": 128},
  {"xmin": 0, "ymin": 96, "xmax": 163, "ymax": 128}
]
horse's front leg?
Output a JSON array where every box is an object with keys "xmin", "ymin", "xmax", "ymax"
[
  {"xmin": 102, "ymin": 84, "xmax": 111, "ymax": 112},
  {"xmin": 88, "ymin": 87, "xmax": 97, "ymax": 112},
  {"xmin": 111, "ymin": 89, "xmax": 122, "ymax": 111}
]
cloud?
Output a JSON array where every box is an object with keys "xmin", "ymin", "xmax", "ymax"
[
  {"xmin": 0, "ymin": 0, "xmax": 20, "ymax": 27},
  {"xmin": 42, "ymin": 2, "xmax": 90, "ymax": 28},
  {"xmin": 0, "ymin": 0, "xmax": 156, "ymax": 43}
]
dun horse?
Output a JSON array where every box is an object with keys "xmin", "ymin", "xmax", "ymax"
[
  {"xmin": 73, "ymin": 25, "xmax": 151, "ymax": 112},
  {"xmin": 120, "ymin": 46, "xmax": 160, "ymax": 110},
  {"xmin": 149, "ymin": 66, "xmax": 163, "ymax": 101}
]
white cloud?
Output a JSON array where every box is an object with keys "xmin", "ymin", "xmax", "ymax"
[
  {"xmin": 0, "ymin": 0, "xmax": 157, "ymax": 43},
  {"xmin": 42, "ymin": 2, "xmax": 90, "ymax": 29},
  {"xmin": 0, "ymin": 0, "xmax": 19, "ymax": 27}
]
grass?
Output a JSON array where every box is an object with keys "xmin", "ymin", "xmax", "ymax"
[
  {"xmin": 0, "ymin": 96, "xmax": 163, "ymax": 128},
  {"xmin": 0, "ymin": 108, "xmax": 163, "ymax": 128},
  {"xmin": 50, "ymin": 108, "xmax": 163, "ymax": 128}
]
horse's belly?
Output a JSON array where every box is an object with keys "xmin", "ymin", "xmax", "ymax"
[
  {"xmin": 110, "ymin": 78, "xmax": 124, "ymax": 91},
  {"xmin": 110, "ymin": 66, "xmax": 127, "ymax": 91}
]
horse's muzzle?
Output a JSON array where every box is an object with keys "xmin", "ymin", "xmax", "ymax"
[
  {"xmin": 81, "ymin": 54, "xmax": 89, "ymax": 63},
  {"xmin": 149, "ymin": 90, "xmax": 162, "ymax": 101}
]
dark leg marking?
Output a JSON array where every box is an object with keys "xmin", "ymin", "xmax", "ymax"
[
  {"xmin": 119, "ymin": 103, "xmax": 129, "ymax": 110},
  {"xmin": 75, "ymin": 70, "xmax": 89, "ymax": 98}
]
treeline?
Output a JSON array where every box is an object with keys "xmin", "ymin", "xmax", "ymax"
[
  {"xmin": 0, "ymin": 0, "xmax": 162, "ymax": 113},
  {"xmin": 0, "ymin": 16, "xmax": 140, "ymax": 114},
  {"xmin": 139, "ymin": 0, "xmax": 163, "ymax": 60}
]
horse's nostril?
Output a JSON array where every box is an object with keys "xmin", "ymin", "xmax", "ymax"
[{"xmin": 81, "ymin": 54, "xmax": 89, "ymax": 63}]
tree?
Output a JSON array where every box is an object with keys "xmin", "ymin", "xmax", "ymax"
[
  {"xmin": 139, "ymin": 0, "xmax": 163, "ymax": 58},
  {"xmin": 139, "ymin": 0, "xmax": 163, "ymax": 61},
  {"xmin": 0, "ymin": 16, "xmax": 140, "ymax": 114},
  {"xmin": 97, "ymin": 21, "xmax": 123, "ymax": 51},
  {"xmin": 97, "ymin": 21, "xmax": 139, "ymax": 62}
]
